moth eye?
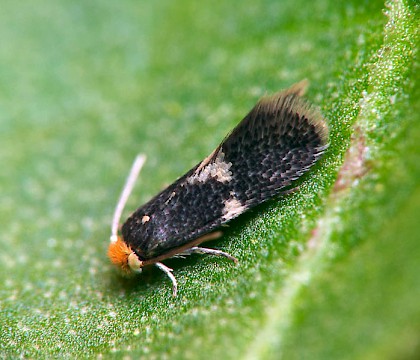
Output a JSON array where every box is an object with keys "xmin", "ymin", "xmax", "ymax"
[{"xmin": 128, "ymin": 252, "xmax": 143, "ymax": 273}]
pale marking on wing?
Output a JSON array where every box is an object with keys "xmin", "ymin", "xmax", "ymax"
[
  {"xmin": 222, "ymin": 197, "xmax": 247, "ymax": 221},
  {"xmin": 165, "ymin": 191, "xmax": 177, "ymax": 204},
  {"xmin": 187, "ymin": 150, "xmax": 232, "ymax": 184},
  {"xmin": 195, "ymin": 147, "xmax": 218, "ymax": 173}
]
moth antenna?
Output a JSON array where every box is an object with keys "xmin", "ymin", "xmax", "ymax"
[
  {"xmin": 110, "ymin": 154, "xmax": 147, "ymax": 243},
  {"xmin": 155, "ymin": 262, "xmax": 178, "ymax": 297}
]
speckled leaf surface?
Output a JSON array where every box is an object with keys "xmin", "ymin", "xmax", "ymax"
[{"xmin": 0, "ymin": 0, "xmax": 418, "ymax": 359}]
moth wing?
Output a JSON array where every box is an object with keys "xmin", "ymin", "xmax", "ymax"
[
  {"xmin": 209, "ymin": 80, "xmax": 329, "ymax": 209},
  {"xmin": 122, "ymin": 81, "xmax": 328, "ymax": 260}
]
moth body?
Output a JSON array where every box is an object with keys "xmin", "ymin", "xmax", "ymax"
[{"xmin": 108, "ymin": 80, "xmax": 328, "ymax": 296}]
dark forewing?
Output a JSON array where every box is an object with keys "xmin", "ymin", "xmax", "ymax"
[
  {"xmin": 122, "ymin": 83, "xmax": 328, "ymax": 260},
  {"xmin": 220, "ymin": 84, "xmax": 328, "ymax": 207}
]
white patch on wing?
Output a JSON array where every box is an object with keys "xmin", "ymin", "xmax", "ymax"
[
  {"xmin": 165, "ymin": 191, "xmax": 176, "ymax": 204},
  {"xmin": 222, "ymin": 197, "xmax": 246, "ymax": 221},
  {"xmin": 187, "ymin": 150, "xmax": 232, "ymax": 184}
]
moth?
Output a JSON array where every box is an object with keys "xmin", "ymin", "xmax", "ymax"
[{"xmin": 108, "ymin": 80, "xmax": 328, "ymax": 296}]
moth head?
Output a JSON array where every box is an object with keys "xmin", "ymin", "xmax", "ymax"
[{"xmin": 108, "ymin": 236, "xmax": 143, "ymax": 274}]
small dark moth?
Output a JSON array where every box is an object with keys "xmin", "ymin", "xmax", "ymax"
[{"xmin": 108, "ymin": 80, "xmax": 328, "ymax": 296}]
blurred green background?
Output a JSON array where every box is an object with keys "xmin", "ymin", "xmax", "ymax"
[{"xmin": 0, "ymin": 0, "xmax": 418, "ymax": 358}]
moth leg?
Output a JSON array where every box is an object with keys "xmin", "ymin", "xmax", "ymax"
[
  {"xmin": 182, "ymin": 247, "xmax": 238, "ymax": 263},
  {"xmin": 155, "ymin": 262, "xmax": 178, "ymax": 297}
]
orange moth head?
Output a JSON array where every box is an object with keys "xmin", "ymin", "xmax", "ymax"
[{"xmin": 108, "ymin": 236, "xmax": 143, "ymax": 274}]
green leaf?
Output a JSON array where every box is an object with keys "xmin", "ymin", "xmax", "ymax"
[{"xmin": 0, "ymin": 0, "xmax": 418, "ymax": 358}]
